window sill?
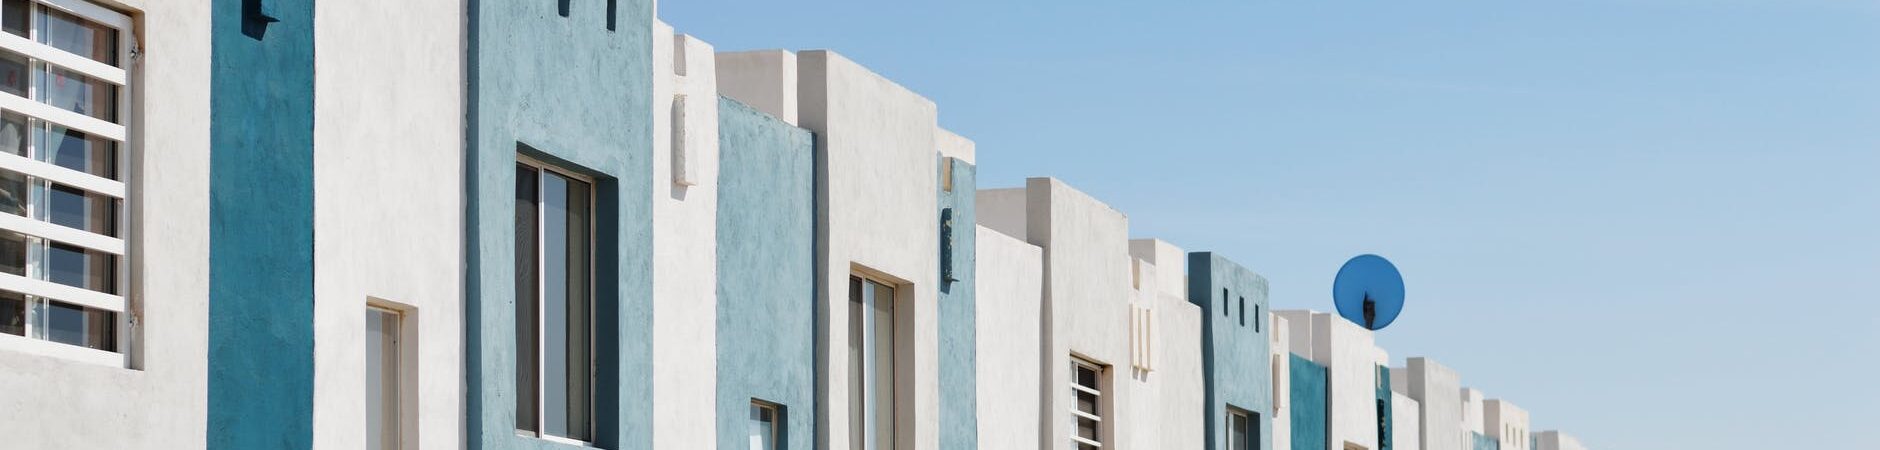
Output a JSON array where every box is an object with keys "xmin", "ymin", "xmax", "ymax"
[{"xmin": 0, "ymin": 332, "xmax": 123, "ymax": 367}]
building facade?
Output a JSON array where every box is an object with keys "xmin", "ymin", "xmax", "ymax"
[{"xmin": 0, "ymin": 1, "xmax": 1594, "ymax": 449}]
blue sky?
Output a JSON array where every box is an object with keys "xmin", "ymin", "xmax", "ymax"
[{"xmin": 661, "ymin": 1, "xmax": 1879, "ymax": 448}]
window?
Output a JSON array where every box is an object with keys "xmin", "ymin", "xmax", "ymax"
[
  {"xmin": 515, "ymin": 159, "xmax": 594, "ymax": 443},
  {"xmin": 1238, "ymin": 296, "xmax": 1245, "ymax": 326},
  {"xmin": 748, "ymin": 400, "xmax": 781, "ymax": 450},
  {"xmin": 1227, "ymin": 408, "xmax": 1256, "ymax": 450},
  {"xmin": 0, "ymin": 0, "xmax": 132, "ymax": 366},
  {"xmin": 848, "ymin": 275, "xmax": 896, "ymax": 450},
  {"xmin": 1220, "ymin": 288, "xmax": 1228, "ymax": 317},
  {"xmin": 1253, "ymin": 305, "xmax": 1260, "ymax": 332},
  {"xmin": 367, "ymin": 306, "xmax": 402, "ymax": 450},
  {"xmin": 1071, "ymin": 358, "xmax": 1104, "ymax": 450}
]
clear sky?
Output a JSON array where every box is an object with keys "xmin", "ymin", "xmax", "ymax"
[{"xmin": 660, "ymin": 1, "xmax": 1879, "ymax": 448}]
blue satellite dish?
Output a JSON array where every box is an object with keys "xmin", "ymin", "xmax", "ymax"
[{"xmin": 1333, "ymin": 254, "xmax": 1404, "ymax": 331}]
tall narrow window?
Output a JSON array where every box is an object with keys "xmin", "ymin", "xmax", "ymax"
[
  {"xmin": 367, "ymin": 306, "xmax": 402, "ymax": 450},
  {"xmin": 1228, "ymin": 408, "xmax": 1252, "ymax": 450},
  {"xmin": 0, "ymin": 0, "xmax": 133, "ymax": 366},
  {"xmin": 1071, "ymin": 359, "xmax": 1104, "ymax": 450},
  {"xmin": 1253, "ymin": 305, "xmax": 1260, "ymax": 333},
  {"xmin": 1238, "ymin": 296, "xmax": 1245, "ymax": 327},
  {"xmin": 749, "ymin": 400, "xmax": 781, "ymax": 450},
  {"xmin": 515, "ymin": 159, "xmax": 594, "ymax": 443},
  {"xmin": 848, "ymin": 275, "xmax": 896, "ymax": 450},
  {"xmin": 1221, "ymin": 288, "xmax": 1228, "ymax": 317}
]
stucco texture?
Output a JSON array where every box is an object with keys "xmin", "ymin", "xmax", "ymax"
[
  {"xmin": 1290, "ymin": 354, "xmax": 1329, "ymax": 450},
  {"xmin": 208, "ymin": 0, "xmax": 316, "ymax": 448},
  {"xmin": 465, "ymin": 0, "xmax": 656, "ymax": 448},
  {"xmin": 1188, "ymin": 252, "xmax": 1274, "ymax": 450},
  {"xmin": 0, "ymin": 0, "xmax": 212, "ymax": 448},
  {"xmin": 937, "ymin": 155, "xmax": 978, "ymax": 450},
  {"xmin": 715, "ymin": 96, "xmax": 816, "ymax": 450}
]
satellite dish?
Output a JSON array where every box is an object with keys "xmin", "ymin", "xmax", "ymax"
[{"xmin": 1333, "ymin": 254, "xmax": 1404, "ymax": 331}]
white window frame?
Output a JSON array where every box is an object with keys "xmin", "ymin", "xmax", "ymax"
[
  {"xmin": 514, "ymin": 155, "xmax": 597, "ymax": 446},
  {"xmin": 1071, "ymin": 358, "xmax": 1104, "ymax": 449},
  {"xmin": 0, "ymin": 0, "xmax": 135, "ymax": 367}
]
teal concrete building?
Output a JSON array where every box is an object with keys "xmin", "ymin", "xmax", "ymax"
[{"xmin": 1189, "ymin": 252, "xmax": 1276, "ymax": 450}]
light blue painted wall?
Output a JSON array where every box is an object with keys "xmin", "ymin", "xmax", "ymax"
[
  {"xmin": 208, "ymin": 1, "xmax": 316, "ymax": 448},
  {"xmin": 1290, "ymin": 354, "xmax": 1328, "ymax": 450},
  {"xmin": 936, "ymin": 156, "xmax": 977, "ymax": 450},
  {"xmin": 1189, "ymin": 253, "xmax": 1274, "ymax": 450},
  {"xmin": 464, "ymin": 0, "xmax": 655, "ymax": 448},
  {"xmin": 714, "ymin": 97, "xmax": 816, "ymax": 450}
]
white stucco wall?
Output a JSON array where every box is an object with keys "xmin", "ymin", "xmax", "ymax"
[
  {"xmin": 1405, "ymin": 357, "xmax": 1465, "ymax": 450},
  {"xmin": 1139, "ymin": 240, "xmax": 1206, "ymax": 450},
  {"xmin": 715, "ymin": 49, "xmax": 798, "ymax": 126},
  {"xmin": 1536, "ymin": 430, "xmax": 1585, "ymax": 450},
  {"xmin": 795, "ymin": 50, "xmax": 941, "ymax": 450},
  {"xmin": 1461, "ymin": 388, "xmax": 1485, "ymax": 436},
  {"xmin": 651, "ymin": 23, "xmax": 721, "ymax": 450},
  {"xmin": 1484, "ymin": 400, "xmax": 1530, "ymax": 450},
  {"xmin": 1279, "ymin": 310, "xmax": 1382, "ymax": 450},
  {"xmin": 1018, "ymin": 178, "xmax": 1133, "ymax": 450},
  {"xmin": 1394, "ymin": 393, "xmax": 1422, "ymax": 450},
  {"xmin": 974, "ymin": 225, "xmax": 1043, "ymax": 450},
  {"xmin": 0, "ymin": 0, "xmax": 212, "ymax": 447},
  {"xmin": 310, "ymin": 0, "xmax": 465, "ymax": 447},
  {"xmin": 936, "ymin": 128, "xmax": 975, "ymax": 165},
  {"xmin": 974, "ymin": 187, "xmax": 1028, "ymax": 241}
]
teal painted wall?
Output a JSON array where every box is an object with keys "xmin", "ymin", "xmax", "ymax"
[
  {"xmin": 1376, "ymin": 365, "xmax": 1392, "ymax": 450},
  {"xmin": 1290, "ymin": 354, "xmax": 1328, "ymax": 450},
  {"xmin": 464, "ymin": 0, "xmax": 656, "ymax": 448},
  {"xmin": 936, "ymin": 156, "xmax": 977, "ymax": 450},
  {"xmin": 1189, "ymin": 253, "xmax": 1273, "ymax": 450},
  {"xmin": 714, "ymin": 97, "xmax": 816, "ymax": 450},
  {"xmin": 1473, "ymin": 432, "xmax": 1501, "ymax": 450},
  {"xmin": 208, "ymin": 0, "xmax": 316, "ymax": 448}
]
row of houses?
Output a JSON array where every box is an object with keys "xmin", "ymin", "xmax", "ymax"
[{"xmin": 0, "ymin": 0, "xmax": 1591, "ymax": 449}]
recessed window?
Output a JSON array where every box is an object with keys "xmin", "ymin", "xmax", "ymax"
[
  {"xmin": 1072, "ymin": 358, "xmax": 1104, "ymax": 450},
  {"xmin": 1238, "ymin": 296, "xmax": 1245, "ymax": 327},
  {"xmin": 1220, "ymin": 288, "xmax": 1228, "ymax": 317},
  {"xmin": 748, "ymin": 400, "xmax": 781, "ymax": 450},
  {"xmin": 367, "ymin": 306, "xmax": 403, "ymax": 450},
  {"xmin": 848, "ymin": 275, "xmax": 897, "ymax": 450},
  {"xmin": 515, "ymin": 159, "xmax": 594, "ymax": 443},
  {"xmin": 1253, "ymin": 305, "xmax": 1260, "ymax": 333},
  {"xmin": 0, "ymin": 0, "xmax": 132, "ymax": 364},
  {"xmin": 1228, "ymin": 407, "xmax": 1257, "ymax": 450}
]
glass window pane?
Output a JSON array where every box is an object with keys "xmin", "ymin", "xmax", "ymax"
[
  {"xmin": 868, "ymin": 280, "xmax": 895, "ymax": 450},
  {"xmin": 36, "ymin": 299, "xmax": 109, "ymax": 350},
  {"xmin": 367, "ymin": 308, "xmax": 400, "ymax": 450},
  {"xmin": 1076, "ymin": 417, "xmax": 1098, "ymax": 440},
  {"xmin": 541, "ymin": 170, "xmax": 591, "ymax": 441},
  {"xmin": 34, "ymin": 123, "xmax": 116, "ymax": 180},
  {"xmin": 846, "ymin": 276, "xmax": 864, "ymax": 449},
  {"xmin": 45, "ymin": 182, "xmax": 113, "ymax": 235},
  {"xmin": 0, "ymin": 50, "xmax": 25, "ymax": 98},
  {"xmin": 36, "ymin": 6, "xmax": 116, "ymax": 66},
  {"xmin": 1076, "ymin": 390, "xmax": 1097, "ymax": 416},
  {"xmin": 0, "ymin": 229, "xmax": 21, "ymax": 276},
  {"xmin": 1, "ymin": 0, "xmax": 25, "ymax": 38},
  {"xmin": 748, "ymin": 403, "xmax": 777, "ymax": 450},
  {"xmin": 512, "ymin": 163, "xmax": 538, "ymax": 433},
  {"xmin": 0, "ymin": 289, "xmax": 21, "ymax": 335},
  {"xmin": 0, "ymin": 112, "xmax": 24, "ymax": 157},
  {"xmin": 0, "ymin": 168, "xmax": 24, "ymax": 217},
  {"xmin": 36, "ymin": 63, "xmax": 117, "ymax": 123},
  {"xmin": 46, "ymin": 241, "xmax": 112, "ymax": 294}
]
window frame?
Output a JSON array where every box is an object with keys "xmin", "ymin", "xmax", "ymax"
[
  {"xmin": 847, "ymin": 272, "xmax": 900, "ymax": 450},
  {"xmin": 749, "ymin": 399, "xmax": 782, "ymax": 450},
  {"xmin": 1226, "ymin": 407, "xmax": 1253, "ymax": 450},
  {"xmin": 366, "ymin": 304, "xmax": 406, "ymax": 450},
  {"xmin": 514, "ymin": 155, "xmax": 598, "ymax": 445},
  {"xmin": 0, "ymin": 0, "xmax": 135, "ymax": 367}
]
